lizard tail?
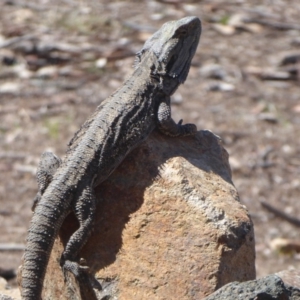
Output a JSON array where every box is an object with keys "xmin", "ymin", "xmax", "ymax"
[{"xmin": 21, "ymin": 194, "xmax": 67, "ymax": 300}]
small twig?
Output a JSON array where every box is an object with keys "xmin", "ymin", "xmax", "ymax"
[
  {"xmin": 122, "ymin": 21, "xmax": 156, "ymax": 33},
  {"xmin": 0, "ymin": 96, "xmax": 76, "ymax": 115},
  {"xmin": 30, "ymin": 106, "xmax": 68, "ymax": 119},
  {"xmin": 0, "ymin": 152, "xmax": 27, "ymax": 159},
  {"xmin": 0, "ymin": 243, "xmax": 25, "ymax": 251},
  {"xmin": 0, "ymin": 34, "xmax": 35, "ymax": 49},
  {"xmin": 261, "ymin": 146, "xmax": 274, "ymax": 162},
  {"xmin": 241, "ymin": 8, "xmax": 280, "ymax": 19},
  {"xmin": 4, "ymin": 0, "xmax": 46, "ymax": 11},
  {"xmin": 245, "ymin": 19, "xmax": 300, "ymax": 31},
  {"xmin": 260, "ymin": 200, "xmax": 300, "ymax": 227},
  {"xmin": 13, "ymin": 163, "xmax": 36, "ymax": 174}
]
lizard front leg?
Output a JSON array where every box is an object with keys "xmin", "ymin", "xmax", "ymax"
[
  {"xmin": 32, "ymin": 151, "xmax": 61, "ymax": 211},
  {"xmin": 157, "ymin": 97, "xmax": 197, "ymax": 137}
]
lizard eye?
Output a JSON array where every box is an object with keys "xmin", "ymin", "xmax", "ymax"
[{"xmin": 175, "ymin": 27, "xmax": 188, "ymax": 37}]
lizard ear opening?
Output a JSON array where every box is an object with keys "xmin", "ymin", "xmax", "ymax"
[{"xmin": 134, "ymin": 50, "xmax": 143, "ymax": 68}]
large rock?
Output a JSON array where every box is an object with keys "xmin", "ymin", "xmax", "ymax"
[
  {"xmin": 33, "ymin": 130, "xmax": 256, "ymax": 299},
  {"xmin": 0, "ymin": 276, "xmax": 20, "ymax": 300},
  {"xmin": 204, "ymin": 270, "xmax": 300, "ymax": 299}
]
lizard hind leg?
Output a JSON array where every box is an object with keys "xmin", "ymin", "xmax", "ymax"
[
  {"xmin": 61, "ymin": 185, "xmax": 96, "ymax": 279},
  {"xmin": 32, "ymin": 151, "xmax": 61, "ymax": 211}
]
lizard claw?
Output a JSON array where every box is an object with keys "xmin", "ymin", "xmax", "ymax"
[
  {"xmin": 63, "ymin": 260, "xmax": 89, "ymax": 280},
  {"xmin": 79, "ymin": 257, "xmax": 87, "ymax": 265},
  {"xmin": 181, "ymin": 123, "xmax": 197, "ymax": 136},
  {"xmin": 177, "ymin": 119, "xmax": 197, "ymax": 135}
]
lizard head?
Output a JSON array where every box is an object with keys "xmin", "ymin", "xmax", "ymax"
[{"xmin": 136, "ymin": 16, "xmax": 201, "ymax": 84}]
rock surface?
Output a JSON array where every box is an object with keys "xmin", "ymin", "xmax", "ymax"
[
  {"xmin": 27, "ymin": 130, "xmax": 256, "ymax": 299},
  {"xmin": 204, "ymin": 270, "xmax": 300, "ymax": 300},
  {"xmin": 0, "ymin": 276, "xmax": 20, "ymax": 300}
]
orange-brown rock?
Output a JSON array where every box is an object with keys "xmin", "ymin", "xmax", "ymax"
[{"xmin": 38, "ymin": 130, "xmax": 255, "ymax": 299}]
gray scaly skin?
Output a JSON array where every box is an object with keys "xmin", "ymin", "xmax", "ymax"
[
  {"xmin": 31, "ymin": 152, "xmax": 61, "ymax": 211},
  {"xmin": 21, "ymin": 16, "xmax": 201, "ymax": 299}
]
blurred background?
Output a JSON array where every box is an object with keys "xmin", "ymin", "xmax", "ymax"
[{"xmin": 0, "ymin": 0, "xmax": 299, "ymax": 288}]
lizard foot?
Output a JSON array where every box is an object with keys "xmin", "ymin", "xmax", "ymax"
[
  {"xmin": 63, "ymin": 260, "xmax": 89, "ymax": 279},
  {"xmin": 179, "ymin": 122, "xmax": 197, "ymax": 136}
]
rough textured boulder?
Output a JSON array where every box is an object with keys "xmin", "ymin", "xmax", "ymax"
[
  {"xmin": 204, "ymin": 270, "xmax": 300, "ymax": 300},
  {"xmin": 28, "ymin": 130, "xmax": 256, "ymax": 299},
  {"xmin": 0, "ymin": 294, "xmax": 14, "ymax": 300},
  {"xmin": 0, "ymin": 276, "xmax": 19, "ymax": 300}
]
